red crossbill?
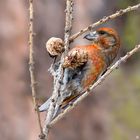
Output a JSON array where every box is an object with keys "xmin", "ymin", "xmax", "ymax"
[{"xmin": 39, "ymin": 27, "xmax": 120, "ymax": 114}]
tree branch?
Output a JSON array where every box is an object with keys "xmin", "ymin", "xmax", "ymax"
[
  {"xmin": 42, "ymin": 0, "xmax": 74, "ymax": 139},
  {"xmin": 69, "ymin": 3, "xmax": 140, "ymax": 42},
  {"xmin": 28, "ymin": 0, "xmax": 45, "ymax": 139},
  {"xmin": 50, "ymin": 44, "xmax": 140, "ymax": 126}
]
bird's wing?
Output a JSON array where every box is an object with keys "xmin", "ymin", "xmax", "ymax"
[{"xmin": 39, "ymin": 62, "xmax": 87, "ymax": 113}]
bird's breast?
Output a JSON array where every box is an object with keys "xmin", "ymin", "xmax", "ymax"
[{"xmin": 76, "ymin": 45, "xmax": 107, "ymax": 89}]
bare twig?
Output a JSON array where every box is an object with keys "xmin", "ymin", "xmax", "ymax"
[
  {"xmin": 69, "ymin": 3, "xmax": 140, "ymax": 42},
  {"xmin": 42, "ymin": 0, "xmax": 74, "ymax": 139},
  {"xmin": 64, "ymin": 0, "xmax": 74, "ymax": 53},
  {"xmin": 50, "ymin": 44, "xmax": 140, "ymax": 126},
  {"xmin": 28, "ymin": 0, "xmax": 45, "ymax": 139}
]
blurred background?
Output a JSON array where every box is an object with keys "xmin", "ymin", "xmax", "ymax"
[{"xmin": 0, "ymin": 0, "xmax": 140, "ymax": 140}]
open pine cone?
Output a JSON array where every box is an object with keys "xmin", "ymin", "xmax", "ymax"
[
  {"xmin": 46, "ymin": 37, "xmax": 64, "ymax": 56},
  {"xmin": 63, "ymin": 49, "xmax": 88, "ymax": 69}
]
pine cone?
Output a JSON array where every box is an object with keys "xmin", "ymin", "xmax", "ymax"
[
  {"xmin": 46, "ymin": 37, "xmax": 64, "ymax": 56},
  {"xmin": 63, "ymin": 49, "xmax": 88, "ymax": 69}
]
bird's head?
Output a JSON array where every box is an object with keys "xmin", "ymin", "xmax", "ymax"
[{"xmin": 84, "ymin": 27, "xmax": 120, "ymax": 50}]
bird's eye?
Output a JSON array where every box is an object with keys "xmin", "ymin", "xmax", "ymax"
[{"xmin": 98, "ymin": 30, "xmax": 107, "ymax": 35}]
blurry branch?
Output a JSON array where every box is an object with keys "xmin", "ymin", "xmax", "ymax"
[
  {"xmin": 42, "ymin": 0, "xmax": 74, "ymax": 139},
  {"xmin": 50, "ymin": 44, "xmax": 140, "ymax": 126},
  {"xmin": 69, "ymin": 3, "xmax": 140, "ymax": 42},
  {"xmin": 28, "ymin": 0, "xmax": 45, "ymax": 139}
]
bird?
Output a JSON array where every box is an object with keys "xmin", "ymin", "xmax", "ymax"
[{"xmin": 39, "ymin": 27, "xmax": 120, "ymax": 116}]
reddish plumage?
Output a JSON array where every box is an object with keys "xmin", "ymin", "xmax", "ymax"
[{"xmin": 68, "ymin": 45, "xmax": 106, "ymax": 89}]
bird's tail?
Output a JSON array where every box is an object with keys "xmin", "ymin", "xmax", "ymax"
[
  {"xmin": 39, "ymin": 93, "xmax": 80, "ymax": 112},
  {"xmin": 39, "ymin": 97, "xmax": 61, "ymax": 119},
  {"xmin": 39, "ymin": 97, "xmax": 51, "ymax": 112}
]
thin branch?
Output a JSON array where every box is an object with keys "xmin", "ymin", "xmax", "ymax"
[
  {"xmin": 69, "ymin": 3, "xmax": 140, "ymax": 42},
  {"xmin": 28, "ymin": 0, "xmax": 45, "ymax": 139},
  {"xmin": 50, "ymin": 44, "xmax": 140, "ymax": 126},
  {"xmin": 42, "ymin": 0, "xmax": 74, "ymax": 139},
  {"xmin": 64, "ymin": 0, "xmax": 74, "ymax": 53}
]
